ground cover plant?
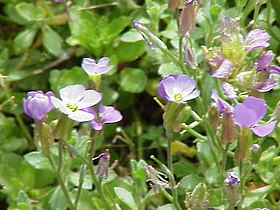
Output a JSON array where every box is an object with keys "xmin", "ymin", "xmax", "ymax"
[{"xmin": 0, "ymin": 0, "xmax": 280, "ymax": 209}]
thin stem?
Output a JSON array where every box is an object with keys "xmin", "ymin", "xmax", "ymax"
[
  {"xmin": 87, "ymin": 134, "xmax": 114, "ymax": 210},
  {"xmin": 181, "ymin": 123, "xmax": 207, "ymax": 141},
  {"xmin": 252, "ymin": 1, "xmax": 261, "ymax": 28},
  {"xmin": 238, "ymin": 160, "xmax": 244, "ymax": 209},
  {"xmin": 165, "ymin": 131, "xmax": 182, "ymax": 210},
  {"xmin": 222, "ymin": 144, "xmax": 230, "ymax": 171},
  {"xmin": 48, "ymin": 150, "xmax": 75, "ymax": 210}
]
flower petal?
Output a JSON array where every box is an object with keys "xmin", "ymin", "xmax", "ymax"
[
  {"xmin": 98, "ymin": 57, "xmax": 110, "ymax": 65},
  {"xmin": 161, "ymin": 77, "xmax": 176, "ymax": 101},
  {"xmin": 256, "ymin": 50, "xmax": 274, "ymax": 71},
  {"xmin": 176, "ymin": 75, "xmax": 196, "ymax": 96},
  {"xmin": 59, "ymin": 84, "xmax": 85, "ymax": 104},
  {"xmin": 268, "ymin": 65, "xmax": 280, "ymax": 74},
  {"xmin": 181, "ymin": 89, "xmax": 200, "ymax": 101},
  {"xmin": 234, "ymin": 103, "xmax": 257, "ymax": 127},
  {"xmin": 212, "ymin": 59, "xmax": 233, "ymax": 78},
  {"xmin": 100, "ymin": 106, "xmax": 123, "ymax": 123},
  {"xmin": 245, "ymin": 29, "xmax": 270, "ymax": 51},
  {"xmin": 51, "ymin": 96, "xmax": 71, "ymax": 115},
  {"xmin": 254, "ymin": 76, "xmax": 278, "ymax": 92},
  {"xmin": 211, "ymin": 89, "xmax": 233, "ymax": 113},
  {"xmin": 251, "ymin": 121, "xmax": 277, "ymax": 137},
  {"xmin": 77, "ymin": 90, "xmax": 102, "ymax": 109},
  {"xmin": 68, "ymin": 110, "xmax": 95, "ymax": 122},
  {"xmin": 243, "ymin": 97, "xmax": 267, "ymax": 123}
]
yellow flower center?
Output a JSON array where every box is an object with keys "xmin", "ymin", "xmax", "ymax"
[
  {"xmin": 174, "ymin": 93, "xmax": 183, "ymax": 102},
  {"xmin": 67, "ymin": 103, "xmax": 78, "ymax": 112}
]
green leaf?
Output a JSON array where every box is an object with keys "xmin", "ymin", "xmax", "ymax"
[
  {"xmin": 42, "ymin": 25, "xmax": 63, "ymax": 56},
  {"xmin": 178, "ymin": 174, "xmax": 204, "ymax": 191},
  {"xmin": 158, "ymin": 63, "xmax": 182, "ymax": 77},
  {"xmin": 114, "ymin": 41, "xmax": 145, "ymax": 63},
  {"xmin": 49, "ymin": 67, "xmax": 88, "ymax": 93},
  {"xmin": 120, "ymin": 30, "xmax": 144, "ymax": 42},
  {"xmin": 14, "ymin": 27, "xmax": 38, "ymax": 55},
  {"xmin": 24, "ymin": 151, "xmax": 52, "ymax": 170},
  {"xmin": 49, "ymin": 187, "xmax": 67, "ymax": 210},
  {"xmin": 114, "ymin": 187, "xmax": 137, "ymax": 210},
  {"xmin": 15, "ymin": 2, "xmax": 41, "ymax": 21},
  {"xmin": 173, "ymin": 161, "xmax": 198, "ymax": 178},
  {"xmin": 120, "ymin": 68, "xmax": 147, "ymax": 93},
  {"xmin": 0, "ymin": 48, "xmax": 8, "ymax": 73},
  {"xmin": 242, "ymin": 185, "xmax": 273, "ymax": 208}
]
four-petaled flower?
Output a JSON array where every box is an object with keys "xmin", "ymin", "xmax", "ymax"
[
  {"xmin": 81, "ymin": 57, "xmax": 113, "ymax": 76},
  {"xmin": 158, "ymin": 74, "xmax": 200, "ymax": 103},
  {"xmin": 224, "ymin": 172, "xmax": 240, "ymax": 188},
  {"xmin": 233, "ymin": 97, "xmax": 277, "ymax": 137},
  {"xmin": 23, "ymin": 91, "xmax": 54, "ymax": 122},
  {"xmin": 84, "ymin": 105, "xmax": 123, "ymax": 130},
  {"xmin": 51, "ymin": 84, "xmax": 102, "ymax": 122}
]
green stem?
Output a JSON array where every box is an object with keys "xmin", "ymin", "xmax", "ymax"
[
  {"xmin": 252, "ymin": 1, "xmax": 261, "ymax": 28},
  {"xmin": 162, "ymin": 48, "xmax": 186, "ymax": 74},
  {"xmin": 48, "ymin": 148, "xmax": 75, "ymax": 210},
  {"xmin": 87, "ymin": 134, "xmax": 114, "ymax": 210},
  {"xmin": 222, "ymin": 144, "xmax": 230, "ymax": 171},
  {"xmin": 181, "ymin": 123, "xmax": 207, "ymax": 141},
  {"xmin": 238, "ymin": 160, "xmax": 244, "ymax": 209}
]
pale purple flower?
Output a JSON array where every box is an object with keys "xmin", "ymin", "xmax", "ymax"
[
  {"xmin": 245, "ymin": 29, "xmax": 270, "ymax": 52},
  {"xmin": 254, "ymin": 76, "xmax": 278, "ymax": 92},
  {"xmin": 224, "ymin": 172, "xmax": 239, "ymax": 188},
  {"xmin": 222, "ymin": 82, "xmax": 237, "ymax": 99},
  {"xmin": 85, "ymin": 106, "xmax": 122, "ymax": 130},
  {"xmin": 211, "ymin": 59, "xmax": 233, "ymax": 78},
  {"xmin": 233, "ymin": 97, "xmax": 277, "ymax": 137},
  {"xmin": 253, "ymin": 208, "xmax": 270, "ymax": 210},
  {"xmin": 93, "ymin": 150, "xmax": 118, "ymax": 179},
  {"xmin": 256, "ymin": 51, "xmax": 280, "ymax": 74},
  {"xmin": 23, "ymin": 91, "xmax": 54, "ymax": 122},
  {"xmin": 50, "ymin": 84, "xmax": 102, "ymax": 122},
  {"xmin": 54, "ymin": 0, "xmax": 64, "ymax": 2},
  {"xmin": 251, "ymin": 143, "xmax": 260, "ymax": 151},
  {"xmin": 158, "ymin": 74, "xmax": 200, "ymax": 103},
  {"xmin": 81, "ymin": 57, "xmax": 113, "ymax": 76},
  {"xmin": 211, "ymin": 89, "xmax": 233, "ymax": 113}
]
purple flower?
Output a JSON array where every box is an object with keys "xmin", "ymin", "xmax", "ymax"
[
  {"xmin": 158, "ymin": 74, "xmax": 200, "ymax": 103},
  {"xmin": 224, "ymin": 172, "xmax": 240, "ymax": 188},
  {"xmin": 244, "ymin": 29, "xmax": 270, "ymax": 52},
  {"xmin": 86, "ymin": 106, "xmax": 122, "ymax": 130},
  {"xmin": 81, "ymin": 57, "xmax": 113, "ymax": 76},
  {"xmin": 211, "ymin": 59, "xmax": 233, "ymax": 78},
  {"xmin": 256, "ymin": 51, "xmax": 280, "ymax": 74},
  {"xmin": 254, "ymin": 76, "xmax": 278, "ymax": 92},
  {"xmin": 54, "ymin": 0, "xmax": 64, "ymax": 2},
  {"xmin": 93, "ymin": 150, "xmax": 118, "ymax": 179},
  {"xmin": 50, "ymin": 84, "xmax": 102, "ymax": 122},
  {"xmin": 211, "ymin": 89, "xmax": 233, "ymax": 114},
  {"xmin": 233, "ymin": 97, "xmax": 277, "ymax": 137},
  {"xmin": 23, "ymin": 91, "xmax": 54, "ymax": 122},
  {"xmin": 222, "ymin": 82, "xmax": 237, "ymax": 99}
]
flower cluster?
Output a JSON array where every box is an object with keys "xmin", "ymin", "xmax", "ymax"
[
  {"xmin": 23, "ymin": 57, "xmax": 122, "ymax": 130},
  {"xmin": 205, "ymin": 17, "xmax": 280, "ymax": 95}
]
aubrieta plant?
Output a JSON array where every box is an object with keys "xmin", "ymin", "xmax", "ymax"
[{"xmin": 1, "ymin": 0, "xmax": 280, "ymax": 210}]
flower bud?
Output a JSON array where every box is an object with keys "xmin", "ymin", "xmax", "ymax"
[
  {"xmin": 221, "ymin": 110, "xmax": 236, "ymax": 144},
  {"xmin": 23, "ymin": 91, "xmax": 54, "ymax": 123},
  {"xmin": 40, "ymin": 123, "xmax": 54, "ymax": 155},
  {"xmin": 168, "ymin": 0, "xmax": 183, "ymax": 10},
  {"xmin": 179, "ymin": 0, "xmax": 200, "ymax": 35},
  {"xmin": 208, "ymin": 104, "xmax": 220, "ymax": 131},
  {"xmin": 234, "ymin": 127, "xmax": 252, "ymax": 161},
  {"xmin": 250, "ymin": 144, "xmax": 261, "ymax": 164},
  {"xmin": 224, "ymin": 172, "xmax": 240, "ymax": 207},
  {"xmin": 132, "ymin": 20, "xmax": 167, "ymax": 50}
]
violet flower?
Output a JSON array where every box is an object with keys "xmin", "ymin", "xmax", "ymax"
[
  {"xmin": 50, "ymin": 84, "xmax": 102, "ymax": 122},
  {"xmin": 256, "ymin": 50, "xmax": 280, "ymax": 74},
  {"xmin": 233, "ymin": 97, "xmax": 277, "ymax": 137},
  {"xmin": 254, "ymin": 76, "xmax": 278, "ymax": 92},
  {"xmin": 244, "ymin": 29, "xmax": 270, "ymax": 52},
  {"xmin": 81, "ymin": 57, "xmax": 113, "ymax": 76},
  {"xmin": 211, "ymin": 59, "xmax": 233, "ymax": 78},
  {"xmin": 158, "ymin": 74, "xmax": 200, "ymax": 103},
  {"xmin": 85, "ymin": 106, "xmax": 122, "ymax": 130},
  {"xmin": 93, "ymin": 150, "xmax": 118, "ymax": 179},
  {"xmin": 224, "ymin": 172, "xmax": 240, "ymax": 188},
  {"xmin": 221, "ymin": 82, "xmax": 237, "ymax": 99},
  {"xmin": 211, "ymin": 89, "xmax": 233, "ymax": 114},
  {"xmin": 23, "ymin": 91, "xmax": 54, "ymax": 122}
]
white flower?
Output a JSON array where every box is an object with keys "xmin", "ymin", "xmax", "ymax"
[{"xmin": 51, "ymin": 84, "xmax": 102, "ymax": 122}]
